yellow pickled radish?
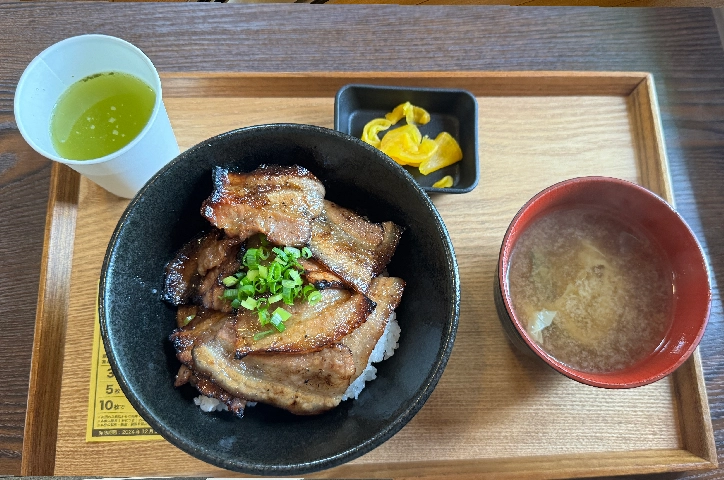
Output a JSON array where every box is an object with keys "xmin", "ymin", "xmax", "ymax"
[
  {"xmin": 385, "ymin": 102, "xmax": 431, "ymax": 126},
  {"xmin": 361, "ymin": 118, "xmax": 393, "ymax": 148},
  {"xmin": 432, "ymin": 175, "xmax": 454, "ymax": 188},
  {"xmin": 419, "ymin": 132, "xmax": 463, "ymax": 175}
]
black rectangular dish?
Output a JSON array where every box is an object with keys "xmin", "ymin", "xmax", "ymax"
[{"xmin": 334, "ymin": 84, "xmax": 479, "ymax": 194}]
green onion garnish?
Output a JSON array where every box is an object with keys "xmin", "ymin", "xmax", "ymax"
[
  {"xmin": 220, "ymin": 235, "xmax": 321, "ymax": 336},
  {"xmin": 253, "ymin": 329, "xmax": 275, "ymax": 341},
  {"xmin": 307, "ymin": 290, "xmax": 322, "ymax": 305},
  {"xmin": 240, "ymin": 297, "xmax": 257, "ymax": 311}
]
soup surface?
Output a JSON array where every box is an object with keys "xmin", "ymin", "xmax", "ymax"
[
  {"xmin": 507, "ymin": 206, "xmax": 673, "ymax": 373},
  {"xmin": 50, "ymin": 71, "xmax": 156, "ymax": 160}
]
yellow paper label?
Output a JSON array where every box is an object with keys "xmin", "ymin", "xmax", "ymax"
[{"xmin": 86, "ymin": 296, "xmax": 163, "ymax": 442}]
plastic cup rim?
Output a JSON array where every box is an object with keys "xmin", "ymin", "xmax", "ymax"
[{"xmin": 13, "ymin": 34, "xmax": 164, "ymax": 166}]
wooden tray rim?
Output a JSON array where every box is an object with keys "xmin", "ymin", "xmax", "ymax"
[{"xmin": 22, "ymin": 70, "xmax": 717, "ymax": 478}]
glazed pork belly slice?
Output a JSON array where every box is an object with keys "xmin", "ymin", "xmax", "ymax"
[
  {"xmin": 235, "ymin": 288, "xmax": 374, "ymax": 357},
  {"xmin": 299, "ymin": 258, "xmax": 346, "ymax": 290},
  {"xmin": 172, "ymin": 277, "xmax": 404, "ymax": 415},
  {"xmin": 170, "ymin": 308, "xmax": 231, "ymax": 366},
  {"xmin": 201, "ymin": 165, "xmax": 326, "ymax": 246},
  {"xmin": 310, "ymin": 200, "xmax": 403, "ymax": 295},
  {"xmin": 171, "ymin": 277, "xmax": 404, "ymax": 415},
  {"xmin": 162, "ymin": 229, "xmax": 242, "ymax": 313},
  {"xmin": 340, "ymin": 276, "xmax": 405, "ymax": 382},
  {"xmin": 171, "ymin": 306, "xmax": 356, "ymax": 415},
  {"xmin": 193, "ymin": 343, "xmax": 356, "ymax": 415}
]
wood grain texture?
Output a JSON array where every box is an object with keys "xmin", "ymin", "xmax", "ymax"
[
  {"xmin": 0, "ymin": 118, "xmax": 51, "ymax": 477},
  {"xmin": 20, "ymin": 162, "xmax": 79, "ymax": 476},
  {"xmin": 326, "ymin": 0, "xmax": 724, "ymax": 4},
  {"xmin": 41, "ymin": 72, "xmax": 712, "ymax": 478},
  {"xmin": 160, "ymin": 71, "xmax": 647, "ymax": 98},
  {"xmin": 1, "ymin": 5, "xmax": 724, "ymax": 480}
]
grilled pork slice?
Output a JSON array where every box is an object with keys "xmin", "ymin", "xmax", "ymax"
[
  {"xmin": 201, "ymin": 165, "xmax": 326, "ymax": 246},
  {"xmin": 170, "ymin": 277, "xmax": 405, "ymax": 416},
  {"xmin": 171, "ymin": 306, "xmax": 357, "ymax": 415},
  {"xmin": 310, "ymin": 200, "xmax": 403, "ymax": 294},
  {"xmin": 235, "ymin": 288, "xmax": 375, "ymax": 357},
  {"xmin": 193, "ymin": 343, "xmax": 356, "ymax": 415},
  {"xmin": 299, "ymin": 258, "xmax": 346, "ymax": 290},
  {"xmin": 162, "ymin": 229, "xmax": 242, "ymax": 313},
  {"xmin": 341, "ymin": 276, "xmax": 405, "ymax": 381},
  {"xmin": 171, "ymin": 308, "xmax": 231, "ymax": 366}
]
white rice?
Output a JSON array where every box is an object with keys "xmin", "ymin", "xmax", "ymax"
[
  {"xmin": 194, "ymin": 312, "xmax": 401, "ymax": 410},
  {"xmin": 194, "ymin": 395, "xmax": 228, "ymax": 412},
  {"xmin": 194, "ymin": 395, "xmax": 257, "ymax": 413},
  {"xmin": 342, "ymin": 312, "xmax": 401, "ymax": 401}
]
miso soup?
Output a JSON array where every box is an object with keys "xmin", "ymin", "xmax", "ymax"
[{"xmin": 507, "ymin": 206, "xmax": 673, "ymax": 373}]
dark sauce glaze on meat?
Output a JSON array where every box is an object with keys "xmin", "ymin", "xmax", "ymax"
[{"xmin": 165, "ymin": 165, "xmax": 404, "ymax": 416}]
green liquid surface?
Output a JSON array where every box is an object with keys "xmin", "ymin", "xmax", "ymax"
[{"xmin": 50, "ymin": 71, "xmax": 156, "ymax": 161}]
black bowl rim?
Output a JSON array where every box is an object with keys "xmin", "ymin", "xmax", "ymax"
[
  {"xmin": 99, "ymin": 123, "xmax": 461, "ymax": 475},
  {"xmin": 333, "ymin": 83, "xmax": 480, "ymax": 195}
]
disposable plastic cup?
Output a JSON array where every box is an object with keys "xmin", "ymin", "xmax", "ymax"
[{"xmin": 14, "ymin": 34, "xmax": 179, "ymax": 198}]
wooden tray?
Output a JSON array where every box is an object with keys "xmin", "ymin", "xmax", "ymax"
[{"xmin": 23, "ymin": 71, "xmax": 717, "ymax": 479}]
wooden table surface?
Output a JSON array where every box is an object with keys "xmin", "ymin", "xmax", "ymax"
[{"xmin": 1, "ymin": 4, "xmax": 723, "ymax": 479}]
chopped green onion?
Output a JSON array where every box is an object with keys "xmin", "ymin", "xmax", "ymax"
[
  {"xmin": 258, "ymin": 264, "xmax": 268, "ymax": 279},
  {"xmin": 270, "ymin": 262, "xmax": 283, "ymax": 279},
  {"xmin": 272, "ymin": 247, "xmax": 287, "ymax": 260},
  {"xmin": 182, "ymin": 314, "xmax": 196, "ymax": 326},
  {"xmin": 222, "ymin": 288, "xmax": 239, "ymax": 300},
  {"xmin": 253, "ymin": 329, "xmax": 275, "ymax": 341},
  {"xmin": 270, "ymin": 307, "xmax": 291, "ymax": 332},
  {"xmin": 240, "ymin": 297, "xmax": 257, "ymax": 310},
  {"xmin": 221, "ymin": 235, "xmax": 321, "ymax": 332},
  {"xmin": 243, "ymin": 248, "xmax": 259, "ymax": 268},
  {"xmin": 253, "ymin": 278, "xmax": 267, "ymax": 293},
  {"xmin": 282, "ymin": 286, "xmax": 294, "ymax": 305},
  {"xmin": 284, "ymin": 246, "xmax": 301, "ymax": 259},
  {"xmin": 288, "ymin": 270, "xmax": 302, "ymax": 284},
  {"xmin": 272, "ymin": 307, "xmax": 292, "ymax": 322},
  {"xmin": 240, "ymin": 284, "xmax": 255, "ymax": 297},
  {"xmin": 307, "ymin": 290, "xmax": 322, "ymax": 305},
  {"xmin": 258, "ymin": 308, "xmax": 270, "ymax": 325}
]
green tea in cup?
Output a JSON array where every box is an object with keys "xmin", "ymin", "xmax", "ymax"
[
  {"xmin": 15, "ymin": 34, "xmax": 179, "ymax": 198},
  {"xmin": 50, "ymin": 71, "xmax": 156, "ymax": 160}
]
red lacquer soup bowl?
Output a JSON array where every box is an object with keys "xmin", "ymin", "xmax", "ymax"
[{"xmin": 494, "ymin": 176, "xmax": 711, "ymax": 388}]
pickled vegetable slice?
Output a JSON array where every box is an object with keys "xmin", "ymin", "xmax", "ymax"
[
  {"xmin": 385, "ymin": 102, "xmax": 431, "ymax": 126},
  {"xmin": 432, "ymin": 175, "xmax": 454, "ymax": 188},
  {"xmin": 361, "ymin": 118, "xmax": 393, "ymax": 148},
  {"xmin": 379, "ymin": 125, "xmax": 438, "ymax": 167},
  {"xmin": 419, "ymin": 132, "xmax": 464, "ymax": 175}
]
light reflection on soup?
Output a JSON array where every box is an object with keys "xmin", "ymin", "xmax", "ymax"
[{"xmin": 507, "ymin": 206, "xmax": 674, "ymax": 373}]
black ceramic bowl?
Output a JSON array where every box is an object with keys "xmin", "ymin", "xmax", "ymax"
[
  {"xmin": 99, "ymin": 124, "xmax": 460, "ymax": 476},
  {"xmin": 335, "ymin": 84, "xmax": 479, "ymax": 194}
]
